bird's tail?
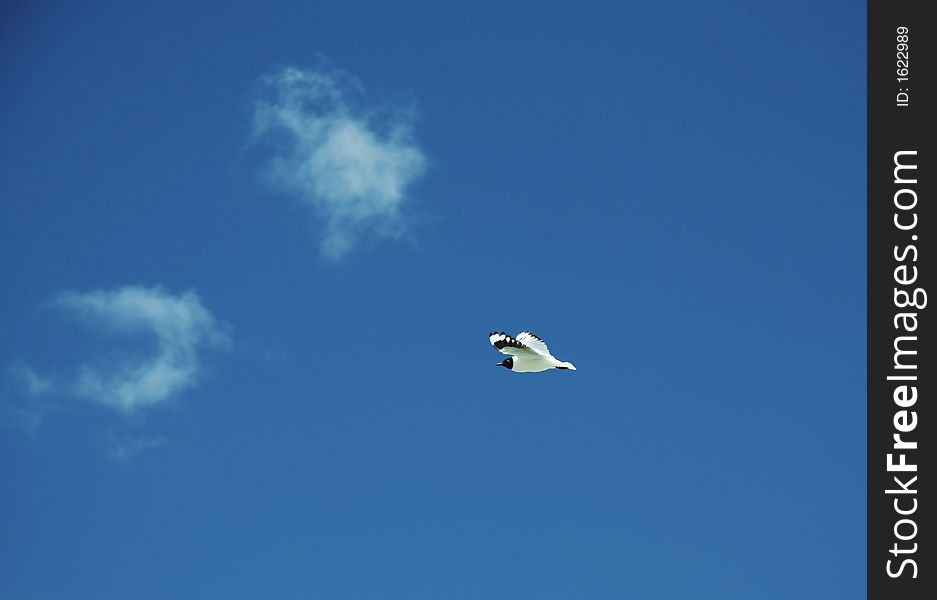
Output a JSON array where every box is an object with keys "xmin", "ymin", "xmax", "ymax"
[{"xmin": 557, "ymin": 361, "xmax": 577, "ymax": 371}]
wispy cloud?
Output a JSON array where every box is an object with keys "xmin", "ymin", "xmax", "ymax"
[
  {"xmin": 105, "ymin": 430, "xmax": 169, "ymax": 464},
  {"xmin": 4, "ymin": 285, "xmax": 228, "ymax": 430},
  {"xmin": 5, "ymin": 362, "xmax": 54, "ymax": 397},
  {"xmin": 3, "ymin": 286, "xmax": 227, "ymax": 459},
  {"xmin": 52, "ymin": 286, "xmax": 229, "ymax": 414},
  {"xmin": 1, "ymin": 363, "xmax": 55, "ymax": 433},
  {"xmin": 253, "ymin": 65, "xmax": 427, "ymax": 260}
]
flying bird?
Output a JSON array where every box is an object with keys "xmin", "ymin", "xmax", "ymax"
[{"xmin": 489, "ymin": 331, "xmax": 577, "ymax": 373}]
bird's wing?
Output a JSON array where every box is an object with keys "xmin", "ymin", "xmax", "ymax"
[
  {"xmin": 489, "ymin": 331, "xmax": 542, "ymax": 358},
  {"xmin": 515, "ymin": 331, "xmax": 552, "ymax": 357}
]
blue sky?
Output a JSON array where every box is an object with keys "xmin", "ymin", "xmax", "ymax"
[{"xmin": 1, "ymin": 1, "xmax": 865, "ymax": 598}]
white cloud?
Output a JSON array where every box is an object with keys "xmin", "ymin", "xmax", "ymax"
[
  {"xmin": 52, "ymin": 286, "xmax": 229, "ymax": 414},
  {"xmin": 254, "ymin": 65, "xmax": 427, "ymax": 260}
]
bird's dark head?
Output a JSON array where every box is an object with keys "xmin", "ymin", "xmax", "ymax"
[{"xmin": 497, "ymin": 357, "xmax": 514, "ymax": 370}]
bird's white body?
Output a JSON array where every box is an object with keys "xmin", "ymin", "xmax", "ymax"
[
  {"xmin": 510, "ymin": 353, "xmax": 571, "ymax": 373},
  {"xmin": 489, "ymin": 331, "xmax": 577, "ymax": 373}
]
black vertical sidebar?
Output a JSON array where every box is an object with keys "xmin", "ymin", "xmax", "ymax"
[{"xmin": 868, "ymin": 1, "xmax": 932, "ymax": 598}]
